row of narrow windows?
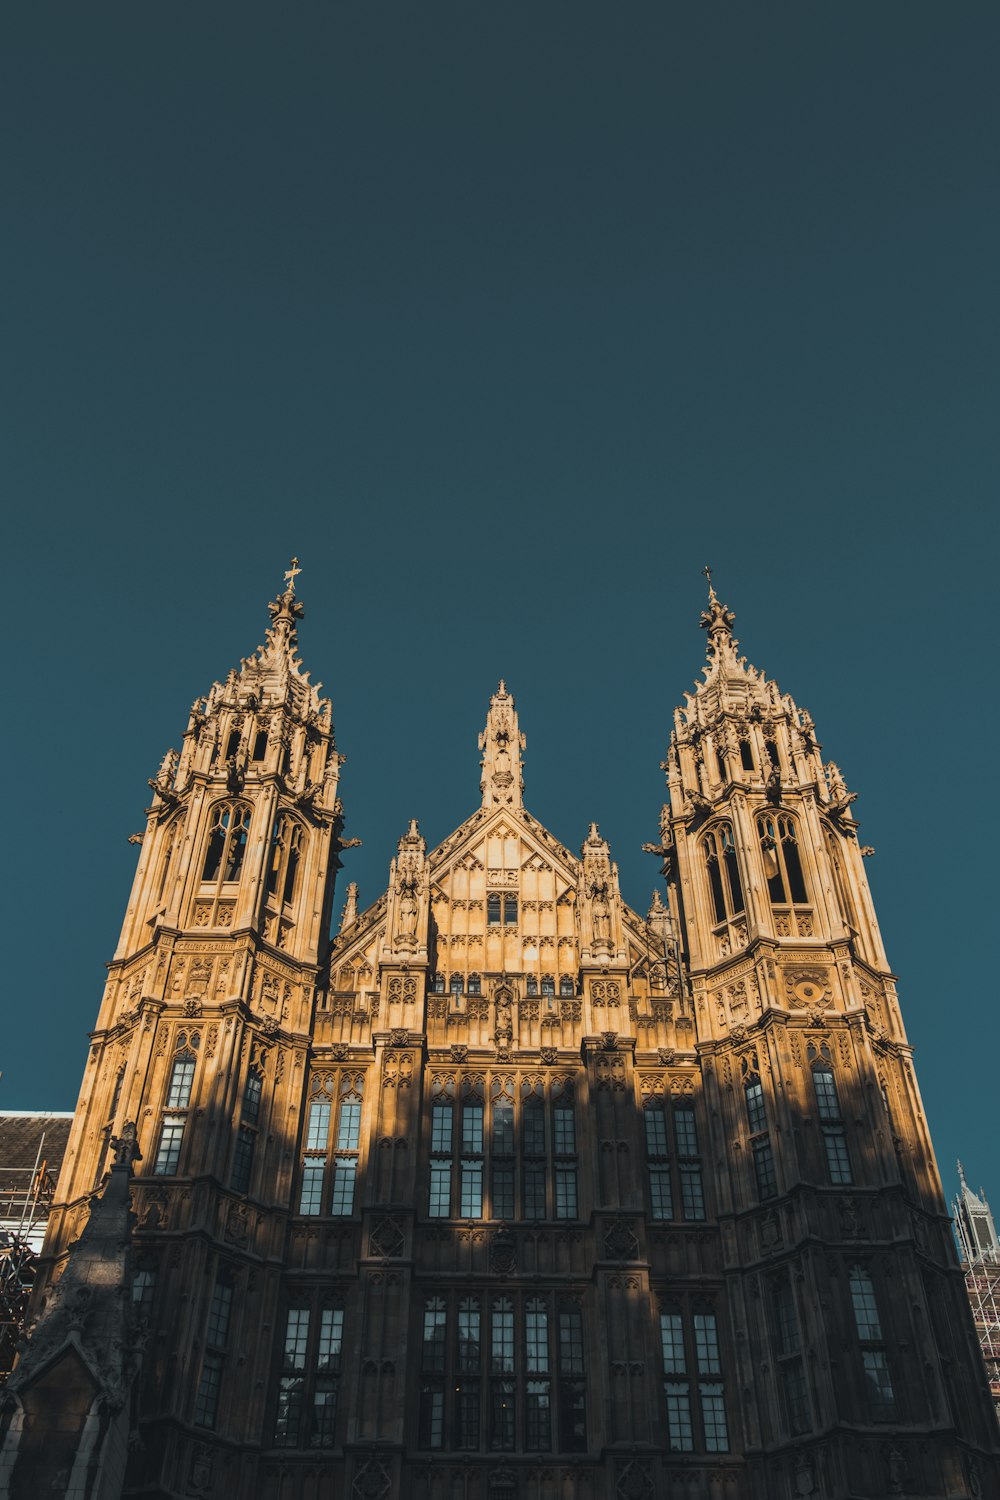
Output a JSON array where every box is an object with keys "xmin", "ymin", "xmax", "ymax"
[
  {"xmin": 162, "ymin": 803, "xmax": 305, "ymax": 906},
  {"xmin": 705, "ymin": 733, "xmax": 783, "ymax": 781},
  {"xmin": 132, "ymin": 1260, "xmax": 895, "ymax": 1443},
  {"xmin": 431, "ymin": 974, "xmax": 576, "ymax": 998},
  {"xmin": 702, "ymin": 813, "xmax": 808, "ymax": 924},
  {"xmin": 150, "ymin": 1049, "xmax": 856, "ymax": 1209}
]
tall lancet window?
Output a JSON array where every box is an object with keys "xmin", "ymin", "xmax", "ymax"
[
  {"xmin": 701, "ymin": 824, "xmax": 745, "ymax": 925},
  {"xmin": 266, "ymin": 815, "xmax": 305, "ymax": 908},
  {"xmin": 202, "ymin": 803, "xmax": 251, "ymax": 885},
  {"xmin": 757, "ymin": 814, "xmax": 808, "ymax": 906}
]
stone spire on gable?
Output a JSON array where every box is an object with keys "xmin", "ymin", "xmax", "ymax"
[{"xmin": 479, "ymin": 680, "xmax": 525, "ymax": 810}]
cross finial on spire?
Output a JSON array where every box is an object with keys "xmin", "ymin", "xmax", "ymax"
[
  {"xmin": 284, "ymin": 556, "xmax": 302, "ymax": 595},
  {"xmin": 702, "ymin": 562, "xmax": 717, "ymax": 603}
]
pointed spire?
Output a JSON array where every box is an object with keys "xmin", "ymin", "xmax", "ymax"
[
  {"xmin": 339, "ymin": 881, "xmax": 359, "ymax": 932},
  {"xmin": 479, "ymin": 681, "xmax": 525, "ymax": 810},
  {"xmin": 266, "ymin": 555, "xmax": 306, "ymax": 654},
  {"xmin": 700, "ymin": 563, "xmax": 738, "ymax": 659}
]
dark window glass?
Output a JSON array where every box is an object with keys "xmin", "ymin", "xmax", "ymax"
[
  {"xmin": 423, "ymin": 1298, "xmax": 447, "ymax": 1373},
  {"xmin": 553, "ymin": 1104, "xmax": 575, "ymax": 1155},
  {"xmin": 451, "ymin": 974, "xmax": 464, "ymax": 997},
  {"xmin": 461, "ymin": 1161, "xmax": 483, "ymax": 1217},
  {"xmin": 194, "ymin": 1351, "xmax": 224, "ymax": 1428},
  {"xmin": 503, "ymin": 895, "xmax": 518, "ymax": 926},
  {"xmin": 458, "ymin": 1298, "xmax": 481, "ymax": 1372},
  {"xmin": 230, "ymin": 1126, "xmax": 254, "ymax": 1194},
  {"xmin": 674, "ymin": 1106, "xmax": 699, "ymax": 1158},
  {"xmin": 700, "ymin": 1381, "xmax": 729, "ymax": 1451},
  {"xmin": 330, "ymin": 1160, "xmax": 356, "ymax": 1215},
  {"xmin": 492, "ymin": 1163, "xmax": 515, "ymax": 1219},
  {"xmin": 419, "ymin": 1386, "xmax": 444, "ymax": 1449},
  {"xmin": 645, "ymin": 1105, "xmax": 668, "ymax": 1157},
  {"xmin": 753, "ymin": 1140, "xmax": 778, "ymax": 1200},
  {"xmin": 431, "ymin": 1102, "xmax": 453, "ymax": 1153},
  {"xmin": 706, "ymin": 848, "xmax": 726, "ymax": 923},
  {"xmin": 167, "ymin": 1052, "xmax": 196, "ymax": 1109},
  {"xmin": 154, "ymin": 1118, "xmax": 184, "ymax": 1176},
  {"xmin": 782, "ymin": 825, "xmax": 808, "ymax": 904},
  {"xmin": 680, "ymin": 1165, "xmax": 706, "ymax": 1220},
  {"xmin": 428, "ymin": 1160, "xmax": 451, "ymax": 1217},
  {"xmin": 823, "ymin": 1127, "xmax": 853, "ymax": 1185},
  {"xmin": 541, "ymin": 975, "xmax": 555, "ymax": 997},
  {"xmin": 739, "ymin": 738, "xmax": 755, "ymax": 771},
  {"xmin": 242, "ymin": 1070, "xmax": 263, "ymax": 1127},
  {"xmin": 463, "ymin": 1103, "xmax": 483, "ymax": 1154},
  {"xmin": 554, "ymin": 1166, "xmax": 578, "ymax": 1219},
  {"xmin": 468, "ymin": 973, "xmax": 482, "ymax": 996},
  {"xmin": 523, "ymin": 1098, "xmax": 545, "ymax": 1155},
  {"xmin": 665, "ymin": 1381, "xmax": 693, "ymax": 1452},
  {"xmin": 650, "ymin": 1166, "xmax": 673, "ymax": 1219},
  {"xmin": 252, "ymin": 730, "xmax": 268, "ymax": 761},
  {"xmin": 490, "ymin": 1379, "xmax": 515, "ymax": 1450},
  {"xmin": 526, "ymin": 975, "xmax": 538, "ymax": 997},
  {"xmin": 813, "ymin": 1067, "xmax": 841, "ymax": 1121},
  {"xmin": 745, "ymin": 1078, "xmax": 767, "ymax": 1136},
  {"xmin": 558, "ymin": 1307, "xmax": 585, "ymax": 1374},
  {"xmin": 456, "ymin": 1382, "xmax": 480, "ymax": 1448},
  {"xmin": 526, "ymin": 1380, "xmax": 551, "ymax": 1450},
  {"xmin": 557, "ymin": 1379, "xmax": 586, "ymax": 1452},
  {"xmin": 493, "ymin": 1102, "xmax": 515, "ymax": 1154},
  {"xmin": 524, "ymin": 1161, "xmax": 546, "ymax": 1219},
  {"xmin": 487, "ymin": 894, "xmax": 502, "ymax": 926},
  {"xmin": 781, "ymin": 1358, "xmax": 811, "ymax": 1434},
  {"xmin": 559, "ymin": 976, "xmax": 574, "ymax": 996}
]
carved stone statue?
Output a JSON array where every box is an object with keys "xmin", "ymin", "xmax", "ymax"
[
  {"xmin": 398, "ymin": 878, "xmax": 418, "ymax": 939},
  {"xmin": 590, "ymin": 880, "xmax": 611, "ymax": 942}
]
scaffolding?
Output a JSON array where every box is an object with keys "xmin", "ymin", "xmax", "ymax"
[
  {"xmin": 953, "ymin": 1164, "xmax": 1000, "ymax": 1426},
  {"xmin": 0, "ymin": 1132, "xmax": 58, "ymax": 1381}
]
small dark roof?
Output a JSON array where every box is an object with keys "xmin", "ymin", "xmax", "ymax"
[{"xmin": 0, "ymin": 1112, "xmax": 74, "ymax": 1180}]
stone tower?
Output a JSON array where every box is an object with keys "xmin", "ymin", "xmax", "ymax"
[
  {"xmin": 10, "ymin": 573, "xmax": 999, "ymax": 1500},
  {"xmin": 652, "ymin": 583, "xmax": 999, "ymax": 1497}
]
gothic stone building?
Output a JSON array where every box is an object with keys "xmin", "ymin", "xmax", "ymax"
[{"xmin": 5, "ymin": 578, "xmax": 999, "ymax": 1500}]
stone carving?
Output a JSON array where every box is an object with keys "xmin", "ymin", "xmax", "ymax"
[
  {"xmin": 369, "ymin": 1216, "xmax": 405, "ymax": 1259},
  {"xmin": 615, "ymin": 1458, "xmax": 654, "ymax": 1499},
  {"xmin": 479, "ymin": 680, "xmax": 525, "ymax": 809},
  {"xmin": 224, "ymin": 1202, "xmax": 250, "ymax": 1249},
  {"xmin": 604, "ymin": 1218, "xmax": 639, "ymax": 1261},
  {"xmin": 490, "ymin": 1227, "xmax": 517, "ymax": 1276},
  {"xmin": 352, "ymin": 1457, "xmax": 392, "ymax": 1500}
]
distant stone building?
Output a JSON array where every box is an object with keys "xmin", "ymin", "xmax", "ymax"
[
  {"xmin": 4, "ymin": 572, "xmax": 1000, "ymax": 1499},
  {"xmin": 0, "ymin": 1112, "xmax": 73, "ymax": 1378},
  {"xmin": 954, "ymin": 1165, "xmax": 1000, "ymax": 1427}
]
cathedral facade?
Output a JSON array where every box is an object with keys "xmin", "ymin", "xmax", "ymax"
[{"xmin": 5, "ymin": 575, "xmax": 999, "ymax": 1500}]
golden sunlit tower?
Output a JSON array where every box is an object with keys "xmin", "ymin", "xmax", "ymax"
[{"xmin": 650, "ymin": 574, "xmax": 999, "ymax": 1496}]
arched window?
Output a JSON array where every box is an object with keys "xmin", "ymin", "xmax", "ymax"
[
  {"xmin": 468, "ymin": 973, "xmax": 482, "ymax": 997},
  {"xmin": 156, "ymin": 817, "xmax": 181, "ymax": 904},
  {"xmin": 202, "ymin": 804, "xmax": 250, "ymax": 885},
  {"xmin": 559, "ymin": 976, "xmax": 574, "ymax": 997},
  {"xmin": 450, "ymin": 974, "xmax": 464, "ymax": 999},
  {"xmin": 540, "ymin": 975, "xmax": 555, "ymax": 998},
  {"xmin": 525, "ymin": 975, "xmax": 538, "ymax": 998},
  {"xmin": 701, "ymin": 824, "xmax": 745, "ymax": 923},
  {"xmin": 758, "ymin": 814, "xmax": 808, "ymax": 905},
  {"xmin": 266, "ymin": 816, "xmax": 305, "ymax": 907},
  {"xmin": 739, "ymin": 738, "xmax": 755, "ymax": 772}
]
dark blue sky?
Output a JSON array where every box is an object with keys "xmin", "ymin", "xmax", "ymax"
[{"xmin": 4, "ymin": 5, "xmax": 998, "ymax": 1208}]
